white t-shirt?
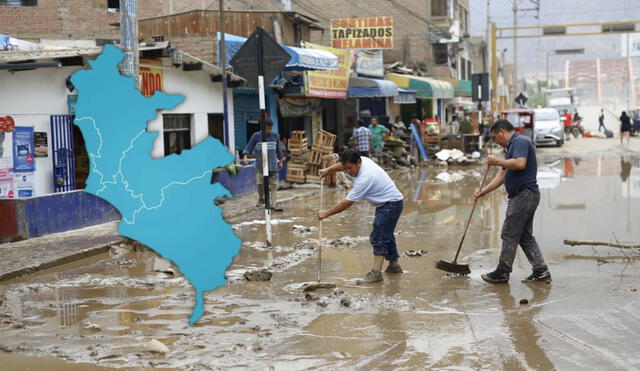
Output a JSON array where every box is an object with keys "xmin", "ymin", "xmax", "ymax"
[{"xmin": 346, "ymin": 156, "xmax": 404, "ymax": 207}]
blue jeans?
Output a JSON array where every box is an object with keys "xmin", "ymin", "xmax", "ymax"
[{"xmin": 370, "ymin": 200, "xmax": 404, "ymax": 261}]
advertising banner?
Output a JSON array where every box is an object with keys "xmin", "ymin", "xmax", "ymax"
[
  {"xmin": 429, "ymin": 20, "xmax": 460, "ymax": 44},
  {"xmin": 0, "ymin": 168, "xmax": 13, "ymax": 199},
  {"xmin": 140, "ymin": 58, "xmax": 164, "ymax": 97},
  {"xmin": 13, "ymin": 171, "xmax": 34, "ymax": 198},
  {"xmin": 13, "ymin": 126, "xmax": 35, "ymax": 172},
  {"xmin": 331, "ymin": 17, "xmax": 394, "ymax": 49},
  {"xmin": 34, "ymin": 131, "xmax": 48, "ymax": 157},
  {"xmin": 304, "ymin": 42, "xmax": 352, "ymax": 99},
  {"xmin": 355, "ymin": 50, "xmax": 384, "ymax": 78}
]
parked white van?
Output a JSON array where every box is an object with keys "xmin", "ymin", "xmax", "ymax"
[{"xmin": 533, "ymin": 108, "xmax": 563, "ymax": 147}]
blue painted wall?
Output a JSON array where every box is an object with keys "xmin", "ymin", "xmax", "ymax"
[
  {"xmin": 211, "ymin": 163, "xmax": 287, "ymax": 197},
  {"xmin": 233, "ymin": 88, "xmax": 280, "ymax": 152}
]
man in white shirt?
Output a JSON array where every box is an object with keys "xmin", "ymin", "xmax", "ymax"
[{"xmin": 319, "ymin": 150, "xmax": 404, "ymax": 283}]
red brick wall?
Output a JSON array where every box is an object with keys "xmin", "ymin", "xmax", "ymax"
[
  {"xmin": 0, "ymin": 0, "xmax": 164, "ymax": 41},
  {"xmin": 168, "ymin": 34, "xmax": 215, "ymax": 64}
]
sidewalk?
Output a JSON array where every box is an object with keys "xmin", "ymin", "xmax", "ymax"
[
  {"xmin": 0, "ymin": 186, "xmax": 321, "ymax": 282},
  {"xmin": 0, "ymin": 221, "xmax": 122, "ymax": 282}
]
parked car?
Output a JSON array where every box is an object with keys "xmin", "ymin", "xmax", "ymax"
[{"xmin": 533, "ymin": 108, "xmax": 563, "ymax": 147}]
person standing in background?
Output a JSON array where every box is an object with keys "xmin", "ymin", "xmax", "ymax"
[
  {"xmin": 350, "ymin": 119, "xmax": 372, "ymax": 157},
  {"xmin": 369, "ymin": 117, "xmax": 388, "ymax": 156}
]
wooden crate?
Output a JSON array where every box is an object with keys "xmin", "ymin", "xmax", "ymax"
[
  {"xmin": 321, "ymin": 154, "xmax": 338, "ymax": 168},
  {"xmin": 308, "ymin": 150, "xmax": 323, "ymax": 165},
  {"xmin": 307, "ymin": 164, "xmax": 319, "ymax": 176},
  {"xmin": 287, "ymin": 163, "xmax": 307, "ymax": 171},
  {"xmin": 312, "ymin": 130, "xmax": 336, "ymax": 154},
  {"xmin": 305, "ymin": 175, "xmax": 321, "ymax": 184},
  {"xmin": 290, "ymin": 130, "xmax": 307, "ymax": 142},
  {"xmin": 286, "ymin": 168, "xmax": 306, "ymax": 183}
]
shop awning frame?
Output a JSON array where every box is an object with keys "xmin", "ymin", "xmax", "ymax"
[
  {"xmin": 393, "ymin": 88, "xmax": 417, "ymax": 104},
  {"xmin": 387, "ymin": 73, "xmax": 454, "ymax": 99},
  {"xmin": 221, "ymin": 33, "xmax": 338, "ymax": 71},
  {"xmin": 348, "ymin": 77, "xmax": 398, "ymax": 98}
]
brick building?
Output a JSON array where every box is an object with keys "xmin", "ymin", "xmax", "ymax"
[{"xmin": 0, "ymin": 0, "xmax": 164, "ymax": 44}]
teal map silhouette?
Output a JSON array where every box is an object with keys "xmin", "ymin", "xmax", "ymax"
[{"xmin": 71, "ymin": 45, "xmax": 241, "ymax": 325}]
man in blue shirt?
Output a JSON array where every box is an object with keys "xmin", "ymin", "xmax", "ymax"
[
  {"xmin": 319, "ymin": 150, "xmax": 404, "ymax": 283},
  {"xmin": 475, "ymin": 120, "xmax": 551, "ymax": 283},
  {"xmin": 242, "ymin": 119, "xmax": 285, "ymax": 211}
]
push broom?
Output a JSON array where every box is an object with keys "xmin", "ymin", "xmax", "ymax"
[{"xmin": 436, "ymin": 165, "xmax": 491, "ymax": 275}]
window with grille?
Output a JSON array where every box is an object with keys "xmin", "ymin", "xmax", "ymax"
[
  {"xmin": 433, "ymin": 44, "xmax": 448, "ymax": 66},
  {"xmin": 163, "ymin": 114, "xmax": 191, "ymax": 156}
]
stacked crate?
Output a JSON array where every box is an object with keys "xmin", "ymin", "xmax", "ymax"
[
  {"xmin": 306, "ymin": 131, "xmax": 336, "ymax": 184},
  {"xmin": 322, "ymin": 154, "xmax": 339, "ymax": 186},
  {"xmin": 286, "ymin": 131, "xmax": 308, "ymax": 184}
]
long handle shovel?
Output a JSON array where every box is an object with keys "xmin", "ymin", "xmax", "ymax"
[{"xmin": 317, "ymin": 177, "xmax": 324, "ymax": 282}]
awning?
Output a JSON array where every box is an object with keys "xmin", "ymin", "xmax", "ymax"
[
  {"xmin": 221, "ymin": 33, "xmax": 338, "ymax": 71},
  {"xmin": 442, "ymin": 78, "xmax": 472, "ymax": 97},
  {"xmin": 393, "ymin": 88, "xmax": 417, "ymax": 104},
  {"xmin": 387, "ymin": 73, "xmax": 454, "ymax": 99},
  {"xmin": 348, "ymin": 77, "xmax": 398, "ymax": 98}
]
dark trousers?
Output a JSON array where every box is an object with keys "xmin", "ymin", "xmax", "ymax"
[
  {"xmin": 370, "ymin": 200, "xmax": 404, "ymax": 261},
  {"xmin": 497, "ymin": 189, "xmax": 548, "ymax": 274},
  {"xmin": 598, "ymin": 121, "xmax": 606, "ymax": 132}
]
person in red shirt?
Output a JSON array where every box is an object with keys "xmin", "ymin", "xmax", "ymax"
[{"xmin": 563, "ymin": 110, "xmax": 572, "ymax": 141}]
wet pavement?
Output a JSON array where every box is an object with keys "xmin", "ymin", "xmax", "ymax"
[{"xmin": 0, "ymin": 143, "xmax": 639, "ymax": 370}]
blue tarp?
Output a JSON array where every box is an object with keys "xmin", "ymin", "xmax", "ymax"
[
  {"xmin": 220, "ymin": 33, "xmax": 338, "ymax": 71},
  {"xmin": 348, "ymin": 77, "xmax": 398, "ymax": 98}
]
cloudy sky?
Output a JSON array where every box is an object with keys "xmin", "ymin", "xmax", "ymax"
[{"xmin": 469, "ymin": 0, "xmax": 640, "ymax": 77}]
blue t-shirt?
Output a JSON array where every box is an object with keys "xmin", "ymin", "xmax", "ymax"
[{"xmin": 504, "ymin": 132, "xmax": 539, "ymax": 198}]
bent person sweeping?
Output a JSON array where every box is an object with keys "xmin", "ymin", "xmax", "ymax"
[
  {"xmin": 318, "ymin": 150, "xmax": 404, "ymax": 283},
  {"xmin": 475, "ymin": 120, "xmax": 551, "ymax": 283}
]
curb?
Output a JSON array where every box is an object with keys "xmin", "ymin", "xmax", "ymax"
[{"xmin": 0, "ymin": 237, "xmax": 124, "ymax": 282}]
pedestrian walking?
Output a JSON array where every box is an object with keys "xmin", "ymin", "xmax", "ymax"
[
  {"xmin": 475, "ymin": 120, "xmax": 551, "ymax": 284},
  {"xmin": 620, "ymin": 111, "xmax": 631, "ymax": 146},
  {"xmin": 350, "ymin": 119, "xmax": 372, "ymax": 157},
  {"xmin": 242, "ymin": 119, "xmax": 285, "ymax": 211},
  {"xmin": 318, "ymin": 150, "xmax": 404, "ymax": 283},
  {"xmin": 369, "ymin": 117, "xmax": 388, "ymax": 156},
  {"xmin": 563, "ymin": 110, "xmax": 572, "ymax": 141},
  {"xmin": 598, "ymin": 109, "xmax": 607, "ymax": 132}
]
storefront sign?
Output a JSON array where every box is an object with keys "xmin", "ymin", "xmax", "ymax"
[
  {"xmin": 429, "ymin": 20, "xmax": 460, "ymax": 44},
  {"xmin": 13, "ymin": 126, "xmax": 35, "ymax": 173},
  {"xmin": 140, "ymin": 59, "xmax": 164, "ymax": 97},
  {"xmin": 355, "ymin": 50, "xmax": 384, "ymax": 78},
  {"xmin": 331, "ymin": 17, "xmax": 394, "ymax": 49},
  {"xmin": 304, "ymin": 42, "xmax": 352, "ymax": 99},
  {"xmin": 0, "ymin": 168, "xmax": 13, "ymax": 199},
  {"xmin": 34, "ymin": 131, "xmax": 48, "ymax": 157},
  {"xmin": 13, "ymin": 171, "xmax": 34, "ymax": 198}
]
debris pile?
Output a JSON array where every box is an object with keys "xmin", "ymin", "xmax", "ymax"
[
  {"xmin": 286, "ymin": 130, "xmax": 339, "ymax": 186},
  {"xmin": 434, "ymin": 149, "xmax": 477, "ymax": 165}
]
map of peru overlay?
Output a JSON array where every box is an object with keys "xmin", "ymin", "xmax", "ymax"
[{"xmin": 70, "ymin": 44, "xmax": 241, "ymax": 325}]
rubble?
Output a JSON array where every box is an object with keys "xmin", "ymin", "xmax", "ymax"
[
  {"xmin": 146, "ymin": 339, "xmax": 170, "ymax": 354},
  {"xmin": 404, "ymin": 249, "xmax": 426, "ymax": 257},
  {"xmin": 243, "ymin": 269, "xmax": 273, "ymax": 282}
]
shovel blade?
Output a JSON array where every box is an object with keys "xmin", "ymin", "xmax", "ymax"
[{"xmin": 436, "ymin": 259, "xmax": 471, "ymax": 275}]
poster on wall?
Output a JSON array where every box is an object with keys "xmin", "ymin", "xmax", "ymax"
[
  {"xmin": 13, "ymin": 126, "xmax": 35, "ymax": 172},
  {"xmin": 34, "ymin": 131, "xmax": 48, "ymax": 157},
  {"xmin": 355, "ymin": 50, "xmax": 384, "ymax": 78},
  {"xmin": 13, "ymin": 172, "xmax": 34, "ymax": 198},
  {"xmin": 304, "ymin": 42, "xmax": 352, "ymax": 99},
  {"xmin": 0, "ymin": 168, "xmax": 13, "ymax": 199},
  {"xmin": 140, "ymin": 59, "xmax": 164, "ymax": 97}
]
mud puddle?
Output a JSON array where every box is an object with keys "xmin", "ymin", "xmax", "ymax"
[{"xmin": 1, "ymin": 153, "xmax": 639, "ymax": 369}]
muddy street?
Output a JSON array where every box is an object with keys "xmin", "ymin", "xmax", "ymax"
[{"xmin": 1, "ymin": 145, "xmax": 639, "ymax": 370}]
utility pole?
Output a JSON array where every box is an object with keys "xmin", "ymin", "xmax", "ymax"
[
  {"xmin": 512, "ymin": 1, "xmax": 517, "ymax": 106},
  {"xmin": 485, "ymin": 0, "xmax": 491, "ymax": 74},
  {"xmin": 119, "ymin": 0, "xmax": 139, "ymax": 88},
  {"xmin": 219, "ymin": 0, "xmax": 231, "ymax": 150}
]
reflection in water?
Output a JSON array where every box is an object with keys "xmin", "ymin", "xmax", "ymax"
[
  {"xmin": 496, "ymin": 284, "xmax": 554, "ymax": 371},
  {"xmin": 620, "ymin": 155, "xmax": 632, "ymax": 182}
]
